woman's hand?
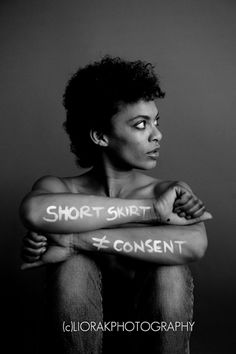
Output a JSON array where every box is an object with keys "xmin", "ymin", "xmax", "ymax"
[
  {"xmin": 21, "ymin": 231, "xmax": 74, "ymax": 270},
  {"xmin": 173, "ymin": 183, "xmax": 206, "ymax": 219},
  {"xmin": 21, "ymin": 231, "xmax": 47, "ymax": 265},
  {"xmin": 154, "ymin": 182, "xmax": 212, "ymax": 225}
]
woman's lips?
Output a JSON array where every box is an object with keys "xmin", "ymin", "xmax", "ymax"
[
  {"xmin": 147, "ymin": 146, "xmax": 160, "ymax": 154},
  {"xmin": 147, "ymin": 147, "xmax": 160, "ymax": 158}
]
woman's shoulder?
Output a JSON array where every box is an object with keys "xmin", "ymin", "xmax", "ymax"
[
  {"xmin": 128, "ymin": 172, "xmax": 174, "ymax": 199},
  {"xmin": 60, "ymin": 172, "xmax": 180, "ymax": 198},
  {"xmin": 60, "ymin": 174, "xmax": 90, "ymax": 193}
]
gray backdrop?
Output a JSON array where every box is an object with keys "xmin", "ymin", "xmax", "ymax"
[{"xmin": 1, "ymin": 0, "xmax": 235, "ymax": 353}]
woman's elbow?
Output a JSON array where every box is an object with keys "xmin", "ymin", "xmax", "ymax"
[
  {"xmin": 19, "ymin": 196, "xmax": 38, "ymax": 229},
  {"xmin": 192, "ymin": 223, "xmax": 208, "ymax": 260}
]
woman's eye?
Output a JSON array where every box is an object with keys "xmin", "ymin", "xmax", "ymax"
[{"xmin": 135, "ymin": 121, "xmax": 146, "ymax": 129}]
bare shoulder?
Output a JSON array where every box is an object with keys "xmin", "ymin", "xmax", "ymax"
[
  {"xmin": 126, "ymin": 173, "xmax": 171, "ymax": 199},
  {"xmin": 130, "ymin": 173, "xmax": 192, "ymax": 199},
  {"xmin": 61, "ymin": 173, "xmax": 94, "ymax": 194},
  {"xmin": 30, "ymin": 175, "xmax": 70, "ymax": 194}
]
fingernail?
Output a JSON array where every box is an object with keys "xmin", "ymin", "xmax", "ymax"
[{"xmin": 41, "ymin": 248, "xmax": 46, "ymax": 253}]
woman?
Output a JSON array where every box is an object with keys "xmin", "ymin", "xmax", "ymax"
[{"xmin": 20, "ymin": 56, "xmax": 212, "ymax": 354}]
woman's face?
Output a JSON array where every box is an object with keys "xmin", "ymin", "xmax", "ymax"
[{"xmin": 105, "ymin": 100, "xmax": 162, "ymax": 170}]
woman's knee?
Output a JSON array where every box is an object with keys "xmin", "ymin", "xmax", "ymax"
[
  {"xmin": 47, "ymin": 254, "xmax": 102, "ymax": 307},
  {"xmin": 45, "ymin": 255, "xmax": 103, "ymax": 353},
  {"xmin": 152, "ymin": 265, "xmax": 194, "ymax": 320}
]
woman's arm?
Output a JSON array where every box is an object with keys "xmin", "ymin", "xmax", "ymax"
[
  {"xmin": 20, "ymin": 176, "xmax": 212, "ymax": 234},
  {"xmin": 20, "ymin": 176, "xmax": 155, "ymax": 233},
  {"xmin": 21, "ymin": 222, "xmax": 208, "ymax": 269},
  {"xmin": 73, "ymin": 222, "xmax": 208, "ymax": 265}
]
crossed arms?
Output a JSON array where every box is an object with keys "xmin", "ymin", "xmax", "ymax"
[{"xmin": 20, "ymin": 176, "xmax": 212, "ymax": 269}]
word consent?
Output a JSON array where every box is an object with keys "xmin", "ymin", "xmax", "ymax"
[
  {"xmin": 92, "ymin": 235, "xmax": 186, "ymax": 254},
  {"xmin": 43, "ymin": 205, "xmax": 151, "ymax": 222}
]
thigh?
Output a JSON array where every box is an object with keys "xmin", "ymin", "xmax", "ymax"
[
  {"xmin": 133, "ymin": 264, "xmax": 193, "ymax": 318},
  {"xmin": 132, "ymin": 264, "xmax": 194, "ymax": 354},
  {"xmin": 46, "ymin": 253, "xmax": 102, "ymax": 305},
  {"xmin": 44, "ymin": 254, "xmax": 103, "ymax": 354},
  {"xmin": 100, "ymin": 256, "xmax": 138, "ymax": 354}
]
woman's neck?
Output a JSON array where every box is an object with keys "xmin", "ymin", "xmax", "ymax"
[{"xmin": 90, "ymin": 159, "xmax": 137, "ymax": 198}]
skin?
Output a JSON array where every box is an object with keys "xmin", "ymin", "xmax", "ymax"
[
  {"xmin": 21, "ymin": 100, "xmax": 212, "ymax": 269},
  {"xmin": 98, "ymin": 99, "xmax": 162, "ymax": 172}
]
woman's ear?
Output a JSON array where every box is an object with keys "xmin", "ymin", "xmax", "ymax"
[{"xmin": 89, "ymin": 129, "xmax": 109, "ymax": 147}]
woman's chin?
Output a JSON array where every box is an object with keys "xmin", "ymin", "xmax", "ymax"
[{"xmin": 135, "ymin": 160, "xmax": 157, "ymax": 170}]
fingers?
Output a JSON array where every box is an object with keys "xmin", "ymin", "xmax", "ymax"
[
  {"xmin": 21, "ymin": 248, "xmax": 46, "ymax": 263},
  {"xmin": 23, "ymin": 231, "xmax": 47, "ymax": 247},
  {"xmin": 174, "ymin": 195, "xmax": 206, "ymax": 219},
  {"xmin": 185, "ymin": 211, "xmax": 213, "ymax": 224},
  {"xmin": 22, "ymin": 231, "xmax": 48, "ymax": 263},
  {"xmin": 174, "ymin": 191, "xmax": 192, "ymax": 207},
  {"xmin": 21, "ymin": 260, "xmax": 44, "ymax": 271},
  {"xmin": 174, "ymin": 197, "xmax": 203, "ymax": 212},
  {"xmin": 190, "ymin": 206, "xmax": 206, "ymax": 218},
  {"xmin": 23, "ymin": 246, "xmax": 47, "ymax": 257},
  {"xmin": 23, "ymin": 237, "xmax": 47, "ymax": 249},
  {"xmin": 22, "ymin": 254, "xmax": 41, "ymax": 263},
  {"xmin": 29, "ymin": 231, "xmax": 47, "ymax": 243}
]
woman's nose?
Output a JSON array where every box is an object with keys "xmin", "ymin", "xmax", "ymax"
[{"xmin": 149, "ymin": 126, "xmax": 162, "ymax": 142}]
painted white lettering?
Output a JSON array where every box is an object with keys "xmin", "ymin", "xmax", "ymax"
[
  {"xmin": 129, "ymin": 205, "xmax": 140, "ymax": 216},
  {"xmin": 139, "ymin": 206, "xmax": 151, "ymax": 218},
  {"xmin": 58, "ymin": 205, "xmax": 70, "ymax": 221},
  {"xmin": 43, "ymin": 205, "xmax": 58, "ymax": 222},
  {"xmin": 125, "ymin": 206, "xmax": 130, "ymax": 215},
  {"xmin": 117, "ymin": 206, "xmax": 126, "ymax": 218},
  {"xmin": 92, "ymin": 206, "xmax": 104, "ymax": 218},
  {"xmin": 174, "ymin": 241, "xmax": 186, "ymax": 254},
  {"xmin": 43, "ymin": 204, "xmax": 152, "ymax": 223},
  {"xmin": 153, "ymin": 240, "xmax": 162, "ymax": 253},
  {"xmin": 145, "ymin": 239, "xmax": 154, "ymax": 253},
  {"xmin": 68, "ymin": 206, "xmax": 80, "ymax": 220},
  {"xmin": 92, "ymin": 237, "xmax": 187, "ymax": 255},
  {"xmin": 123, "ymin": 242, "xmax": 133, "ymax": 253},
  {"xmin": 133, "ymin": 240, "xmax": 145, "ymax": 253},
  {"xmin": 80, "ymin": 205, "xmax": 92, "ymax": 218},
  {"xmin": 163, "ymin": 240, "xmax": 174, "ymax": 253},
  {"xmin": 92, "ymin": 235, "xmax": 110, "ymax": 250},
  {"xmin": 106, "ymin": 206, "xmax": 118, "ymax": 221},
  {"xmin": 113, "ymin": 240, "xmax": 123, "ymax": 252}
]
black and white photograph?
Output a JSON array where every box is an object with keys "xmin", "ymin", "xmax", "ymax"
[{"xmin": 1, "ymin": 1, "xmax": 235, "ymax": 353}]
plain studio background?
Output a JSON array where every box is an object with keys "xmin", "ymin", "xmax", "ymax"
[{"xmin": 1, "ymin": 0, "xmax": 235, "ymax": 353}]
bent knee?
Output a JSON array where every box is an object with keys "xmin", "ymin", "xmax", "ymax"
[
  {"xmin": 48, "ymin": 254, "xmax": 102, "ymax": 301},
  {"xmin": 155, "ymin": 265, "xmax": 192, "ymax": 292},
  {"xmin": 153, "ymin": 266, "xmax": 194, "ymax": 317}
]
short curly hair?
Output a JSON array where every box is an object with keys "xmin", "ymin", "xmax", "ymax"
[{"xmin": 63, "ymin": 56, "xmax": 165, "ymax": 168}]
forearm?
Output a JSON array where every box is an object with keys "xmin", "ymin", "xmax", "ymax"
[
  {"xmin": 20, "ymin": 193, "xmax": 155, "ymax": 233},
  {"xmin": 73, "ymin": 222, "xmax": 208, "ymax": 265}
]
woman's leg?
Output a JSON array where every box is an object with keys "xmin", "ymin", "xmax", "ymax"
[
  {"xmin": 101, "ymin": 257, "xmax": 137, "ymax": 354},
  {"xmin": 133, "ymin": 265, "xmax": 194, "ymax": 354},
  {"xmin": 45, "ymin": 254, "xmax": 103, "ymax": 354}
]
